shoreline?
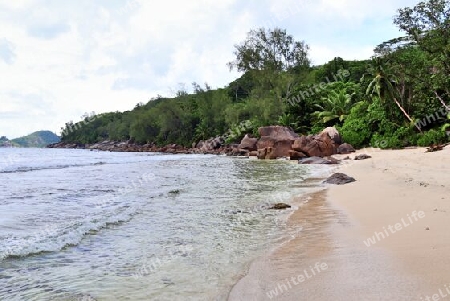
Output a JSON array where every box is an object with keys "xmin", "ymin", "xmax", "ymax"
[
  {"xmin": 227, "ymin": 189, "xmax": 334, "ymax": 301},
  {"xmin": 226, "ymin": 164, "xmax": 334, "ymax": 300},
  {"xmin": 228, "ymin": 146, "xmax": 450, "ymax": 300}
]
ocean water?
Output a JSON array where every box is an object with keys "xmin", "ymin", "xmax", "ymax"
[{"xmin": 0, "ymin": 148, "xmax": 328, "ymax": 301}]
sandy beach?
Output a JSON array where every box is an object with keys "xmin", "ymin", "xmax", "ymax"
[{"xmin": 229, "ymin": 146, "xmax": 450, "ymax": 300}]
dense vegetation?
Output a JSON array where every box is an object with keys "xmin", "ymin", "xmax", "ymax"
[
  {"xmin": 61, "ymin": 0, "xmax": 450, "ymax": 149},
  {"xmin": 10, "ymin": 131, "xmax": 60, "ymax": 148}
]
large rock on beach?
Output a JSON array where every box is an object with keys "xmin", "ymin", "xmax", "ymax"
[
  {"xmin": 248, "ymin": 150, "xmax": 258, "ymax": 157},
  {"xmin": 256, "ymin": 126, "xmax": 299, "ymax": 159},
  {"xmin": 257, "ymin": 147, "xmax": 277, "ymax": 160},
  {"xmin": 323, "ymin": 173, "xmax": 356, "ymax": 185},
  {"xmin": 269, "ymin": 203, "xmax": 292, "ymax": 210},
  {"xmin": 354, "ymin": 154, "xmax": 372, "ymax": 160},
  {"xmin": 320, "ymin": 127, "xmax": 342, "ymax": 144},
  {"xmin": 238, "ymin": 134, "xmax": 258, "ymax": 151},
  {"xmin": 299, "ymin": 156, "xmax": 339, "ymax": 165},
  {"xmin": 337, "ymin": 143, "xmax": 355, "ymax": 154},
  {"xmin": 288, "ymin": 150, "xmax": 307, "ymax": 160},
  {"xmin": 258, "ymin": 126, "xmax": 300, "ymax": 139},
  {"xmin": 196, "ymin": 137, "xmax": 224, "ymax": 152},
  {"xmin": 292, "ymin": 132, "xmax": 337, "ymax": 157}
]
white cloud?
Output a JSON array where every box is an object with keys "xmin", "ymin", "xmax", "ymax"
[
  {"xmin": 0, "ymin": 0, "xmax": 423, "ymax": 138},
  {"xmin": 309, "ymin": 44, "xmax": 375, "ymax": 66},
  {"xmin": 0, "ymin": 0, "xmax": 36, "ymax": 10}
]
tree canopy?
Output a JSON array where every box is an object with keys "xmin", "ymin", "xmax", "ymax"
[{"xmin": 227, "ymin": 28, "xmax": 310, "ymax": 73}]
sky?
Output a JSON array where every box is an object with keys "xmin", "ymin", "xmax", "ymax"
[{"xmin": 0, "ymin": 0, "xmax": 422, "ymax": 139}]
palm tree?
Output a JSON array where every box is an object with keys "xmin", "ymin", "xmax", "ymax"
[
  {"xmin": 313, "ymin": 89, "xmax": 355, "ymax": 125},
  {"xmin": 365, "ymin": 57, "xmax": 422, "ymax": 132}
]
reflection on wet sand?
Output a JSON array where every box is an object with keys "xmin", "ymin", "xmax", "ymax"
[{"xmin": 228, "ymin": 191, "xmax": 425, "ymax": 301}]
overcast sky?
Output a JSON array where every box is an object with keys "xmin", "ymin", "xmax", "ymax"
[{"xmin": 0, "ymin": 0, "xmax": 422, "ymax": 139}]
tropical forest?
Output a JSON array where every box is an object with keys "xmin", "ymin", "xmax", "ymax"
[{"xmin": 60, "ymin": 0, "xmax": 450, "ymax": 149}]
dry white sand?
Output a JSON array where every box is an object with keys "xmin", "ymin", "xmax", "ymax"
[
  {"xmin": 228, "ymin": 146, "xmax": 450, "ymax": 301},
  {"xmin": 330, "ymin": 146, "xmax": 450, "ymax": 298}
]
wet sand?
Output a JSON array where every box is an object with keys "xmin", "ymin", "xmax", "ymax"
[{"xmin": 229, "ymin": 146, "xmax": 450, "ymax": 300}]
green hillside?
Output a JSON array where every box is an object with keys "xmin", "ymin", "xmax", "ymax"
[
  {"xmin": 60, "ymin": 1, "xmax": 450, "ymax": 149},
  {"xmin": 12, "ymin": 131, "xmax": 60, "ymax": 148}
]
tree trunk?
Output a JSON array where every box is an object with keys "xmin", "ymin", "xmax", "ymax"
[
  {"xmin": 434, "ymin": 91, "xmax": 450, "ymax": 111},
  {"xmin": 393, "ymin": 97, "xmax": 422, "ymax": 132}
]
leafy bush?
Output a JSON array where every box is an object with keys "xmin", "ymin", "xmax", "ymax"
[
  {"xmin": 309, "ymin": 122, "xmax": 327, "ymax": 135},
  {"xmin": 370, "ymin": 126, "xmax": 417, "ymax": 149},
  {"xmin": 339, "ymin": 102, "xmax": 372, "ymax": 148},
  {"xmin": 340, "ymin": 118, "xmax": 372, "ymax": 148},
  {"xmin": 416, "ymin": 129, "xmax": 448, "ymax": 146}
]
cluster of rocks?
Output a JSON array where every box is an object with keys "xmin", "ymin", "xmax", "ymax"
[
  {"xmin": 47, "ymin": 126, "xmax": 357, "ymax": 161},
  {"xmin": 47, "ymin": 142, "xmax": 85, "ymax": 149},
  {"xmin": 49, "ymin": 141, "xmax": 205, "ymax": 154},
  {"xmin": 202, "ymin": 126, "xmax": 357, "ymax": 160},
  {"xmin": 236, "ymin": 126, "xmax": 355, "ymax": 161},
  {"xmin": 48, "ymin": 139, "xmax": 239, "ymax": 155}
]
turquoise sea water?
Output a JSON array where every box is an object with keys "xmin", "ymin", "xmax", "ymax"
[{"xmin": 0, "ymin": 148, "xmax": 328, "ymax": 300}]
